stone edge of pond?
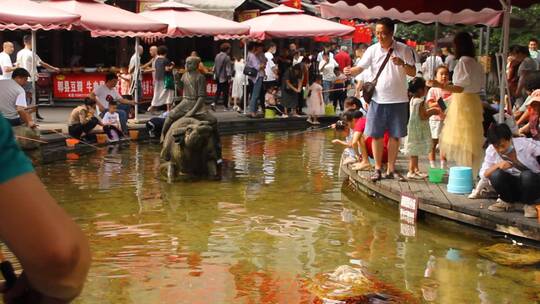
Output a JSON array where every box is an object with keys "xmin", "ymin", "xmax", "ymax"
[
  {"xmin": 24, "ymin": 115, "xmax": 339, "ymax": 166},
  {"xmin": 341, "ymin": 164, "xmax": 540, "ymax": 243}
]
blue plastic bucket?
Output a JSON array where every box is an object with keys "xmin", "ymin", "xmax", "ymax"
[{"xmin": 447, "ymin": 166, "xmax": 473, "ymax": 194}]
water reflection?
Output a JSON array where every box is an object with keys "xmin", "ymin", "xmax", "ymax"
[{"xmin": 35, "ymin": 130, "xmax": 539, "ymax": 304}]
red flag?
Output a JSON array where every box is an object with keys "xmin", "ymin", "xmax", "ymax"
[{"xmin": 281, "ymin": 0, "xmax": 301, "ymax": 9}]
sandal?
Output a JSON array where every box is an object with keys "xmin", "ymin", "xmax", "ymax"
[
  {"xmin": 370, "ymin": 169, "xmax": 382, "ymax": 182},
  {"xmin": 384, "ymin": 171, "xmax": 406, "ymax": 182},
  {"xmin": 352, "ymin": 162, "xmax": 372, "ymax": 171}
]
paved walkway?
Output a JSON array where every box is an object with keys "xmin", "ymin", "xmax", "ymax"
[{"xmin": 342, "ymin": 158, "xmax": 540, "ymax": 242}]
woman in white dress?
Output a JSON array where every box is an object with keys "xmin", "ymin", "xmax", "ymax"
[
  {"xmin": 231, "ymin": 56, "xmax": 246, "ymax": 112},
  {"xmin": 427, "ymin": 32, "xmax": 485, "ymax": 176}
]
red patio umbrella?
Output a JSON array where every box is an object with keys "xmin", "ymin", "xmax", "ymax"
[
  {"xmin": 0, "ymin": 0, "xmax": 80, "ymax": 31},
  {"xmin": 138, "ymin": 1, "xmax": 250, "ymax": 39},
  {"xmin": 242, "ymin": 5, "xmax": 354, "ymax": 40},
  {"xmin": 322, "ymin": 0, "xmax": 539, "ymax": 122},
  {"xmin": 322, "ymin": 0, "xmax": 538, "ymax": 14},
  {"xmin": 42, "ymin": 0, "xmax": 167, "ymax": 37},
  {"xmin": 320, "ymin": 2, "xmax": 504, "ymax": 27}
]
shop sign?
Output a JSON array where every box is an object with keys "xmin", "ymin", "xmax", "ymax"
[
  {"xmin": 399, "ymin": 194, "xmax": 418, "ymax": 237},
  {"xmin": 238, "ymin": 10, "xmax": 260, "ymax": 22},
  {"xmin": 53, "ymin": 73, "xmax": 154, "ymax": 100}
]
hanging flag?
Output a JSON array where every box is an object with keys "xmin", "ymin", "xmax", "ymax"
[
  {"xmin": 340, "ymin": 19, "xmax": 355, "ymax": 40},
  {"xmin": 281, "ymin": 0, "xmax": 301, "ymax": 9}
]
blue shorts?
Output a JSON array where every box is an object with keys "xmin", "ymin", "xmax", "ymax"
[{"xmin": 365, "ymin": 101, "xmax": 408, "ymax": 138}]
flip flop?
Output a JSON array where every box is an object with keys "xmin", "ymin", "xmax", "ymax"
[{"xmin": 352, "ymin": 162, "xmax": 372, "ymax": 171}]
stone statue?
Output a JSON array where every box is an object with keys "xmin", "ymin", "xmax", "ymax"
[
  {"xmin": 160, "ymin": 56, "xmax": 221, "ymax": 180},
  {"xmin": 160, "ymin": 117, "xmax": 218, "ymax": 180}
]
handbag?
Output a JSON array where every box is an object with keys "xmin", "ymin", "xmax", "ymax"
[
  {"xmin": 243, "ymin": 66, "xmax": 258, "ymax": 77},
  {"xmin": 362, "ymin": 48, "xmax": 394, "ymax": 104},
  {"xmin": 164, "ymin": 73, "xmax": 175, "ymax": 90}
]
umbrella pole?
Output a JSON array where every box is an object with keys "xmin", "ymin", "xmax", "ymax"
[
  {"xmin": 498, "ymin": 0, "xmax": 511, "ymax": 123},
  {"xmin": 31, "ymin": 31, "xmax": 37, "ymax": 116},
  {"xmin": 134, "ymin": 37, "xmax": 140, "ymax": 121},
  {"xmin": 485, "ymin": 26, "xmax": 490, "ymax": 55},
  {"xmin": 243, "ymin": 41, "xmax": 247, "ymax": 115}
]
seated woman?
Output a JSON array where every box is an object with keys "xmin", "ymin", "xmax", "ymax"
[
  {"xmin": 482, "ymin": 124, "xmax": 540, "ymax": 218},
  {"xmin": 68, "ymin": 98, "xmax": 101, "ymax": 140}
]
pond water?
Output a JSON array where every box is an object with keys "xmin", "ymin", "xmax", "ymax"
[{"xmin": 36, "ymin": 130, "xmax": 539, "ymax": 304}]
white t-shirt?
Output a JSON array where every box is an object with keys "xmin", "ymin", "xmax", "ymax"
[
  {"xmin": 0, "ymin": 52, "xmax": 14, "ymax": 80},
  {"xmin": 264, "ymin": 52, "xmax": 277, "ymax": 82},
  {"xmin": 16, "ymin": 48, "xmax": 42, "ymax": 81},
  {"xmin": 318, "ymin": 58, "xmax": 338, "ymax": 82},
  {"xmin": 422, "ymin": 55, "xmax": 444, "ymax": 80},
  {"xmin": 102, "ymin": 111, "xmax": 120, "ymax": 127},
  {"xmin": 452, "ymin": 56, "xmax": 485, "ymax": 93},
  {"xmin": 357, "ymin": 40, "xmax": 415, "ymax": 104},
  {"xmin": 93, "ymin": 84, "xmax": 122, "ymax": 114},
  {"xmin": 0, "ymin": 79, "xmax": 27, "ymax": 120},
  {"xmin": 317, "ymin": 51, "xmax": 334, "ymax": 63}
]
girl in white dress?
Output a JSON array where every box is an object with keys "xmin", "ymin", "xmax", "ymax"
[{"xmin": 231, "ymin": 56, "xmax": 246, "ymax": 112}]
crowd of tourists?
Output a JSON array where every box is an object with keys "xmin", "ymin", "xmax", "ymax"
[
  {"xmin": 2, "ymin": 19, "xmax": 540, "ymax": 220},
  {"xmin": 328, "ymin": 19, "xmax": 540, "ymax": 219}
]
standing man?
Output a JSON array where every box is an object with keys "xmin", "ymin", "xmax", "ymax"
[
  {"xmin": 0, "ymin": 68, "xmax": 35, "ymax": 128},
  {"xmin": 422, "ymin": 49, "xmax": 444, "ymax": 81},
  {"xmin": 345, "ymin": 18, "xmax": 416, "ymax": 181},
  {"xmin": 212, "ymin": 43, "xmax": 233, "ymax": 111},
  {"xmin": 335, "ymin": 46, "xmax": 352, "ymax": 72},
  {"xmin": 246, "ymin": 42, "xmax": 266, "ymax": 118},
  {"xmin": 128, "ymin": 45, "xmax": 144, "ymax": 102},
  {"xmin": 529, "ymin": 38, "xmax": 540, "ymax": 65},
  {"xmin": 142, "ymin": 45, "xmax": 158, "ymax": 78},
  {"xmin": 264, "ymin": 43, "xmax": 279, "ymax": 90},
  {"xmin": 0, "ymin": 42, "xmax": 16, "ymax": 80},
  {"xmin": 16, "ymin": 35, "xmax": 60, "ymax": 121},
  {"xmin": 510, "ymin": 45, "xmax": 539, "ymax": 109}
]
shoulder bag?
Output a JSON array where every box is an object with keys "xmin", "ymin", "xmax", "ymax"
[{"xmin": 362, "ymin": 48, "xmax": 394, "ymax": 104}]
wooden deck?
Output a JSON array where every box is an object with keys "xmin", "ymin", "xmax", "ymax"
[{"xmin": 342, "ymin": 157, "xmax": 540, "ymax": 242}]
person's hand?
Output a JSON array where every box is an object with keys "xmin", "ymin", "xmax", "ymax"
[
  {"xmin": 344, "ymin": 66, "xmax": 352, "ymax": 76},
  {"xmin": 427, "ymin": 80, "xmax": 441, "ymax": 88},
  {"xmin": 331, "ymin": 139, "xmax": 340, "ymax": 144},
  {"xmin": 2, "ymin": 272, "xmax": 69, "ymax": 304},
  {"xmin": 498, "ymin": 161, "xmax": 513, "ymax": 170},
  {"xmin": 391, "ymin": 56, "xmax": 405, "ymax": 66},
  {"xmin": 28, "ymin": 123, "xmax": 37, "ymax": 129}
]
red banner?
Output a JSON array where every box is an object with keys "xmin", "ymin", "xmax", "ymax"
[
  {"xmin": 53, "ymin": 73, "xmax": 217, "ymax": 100},
  {"xmin": 53, "ymin": 73, "xmax": 154, "ymax": 99}
]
